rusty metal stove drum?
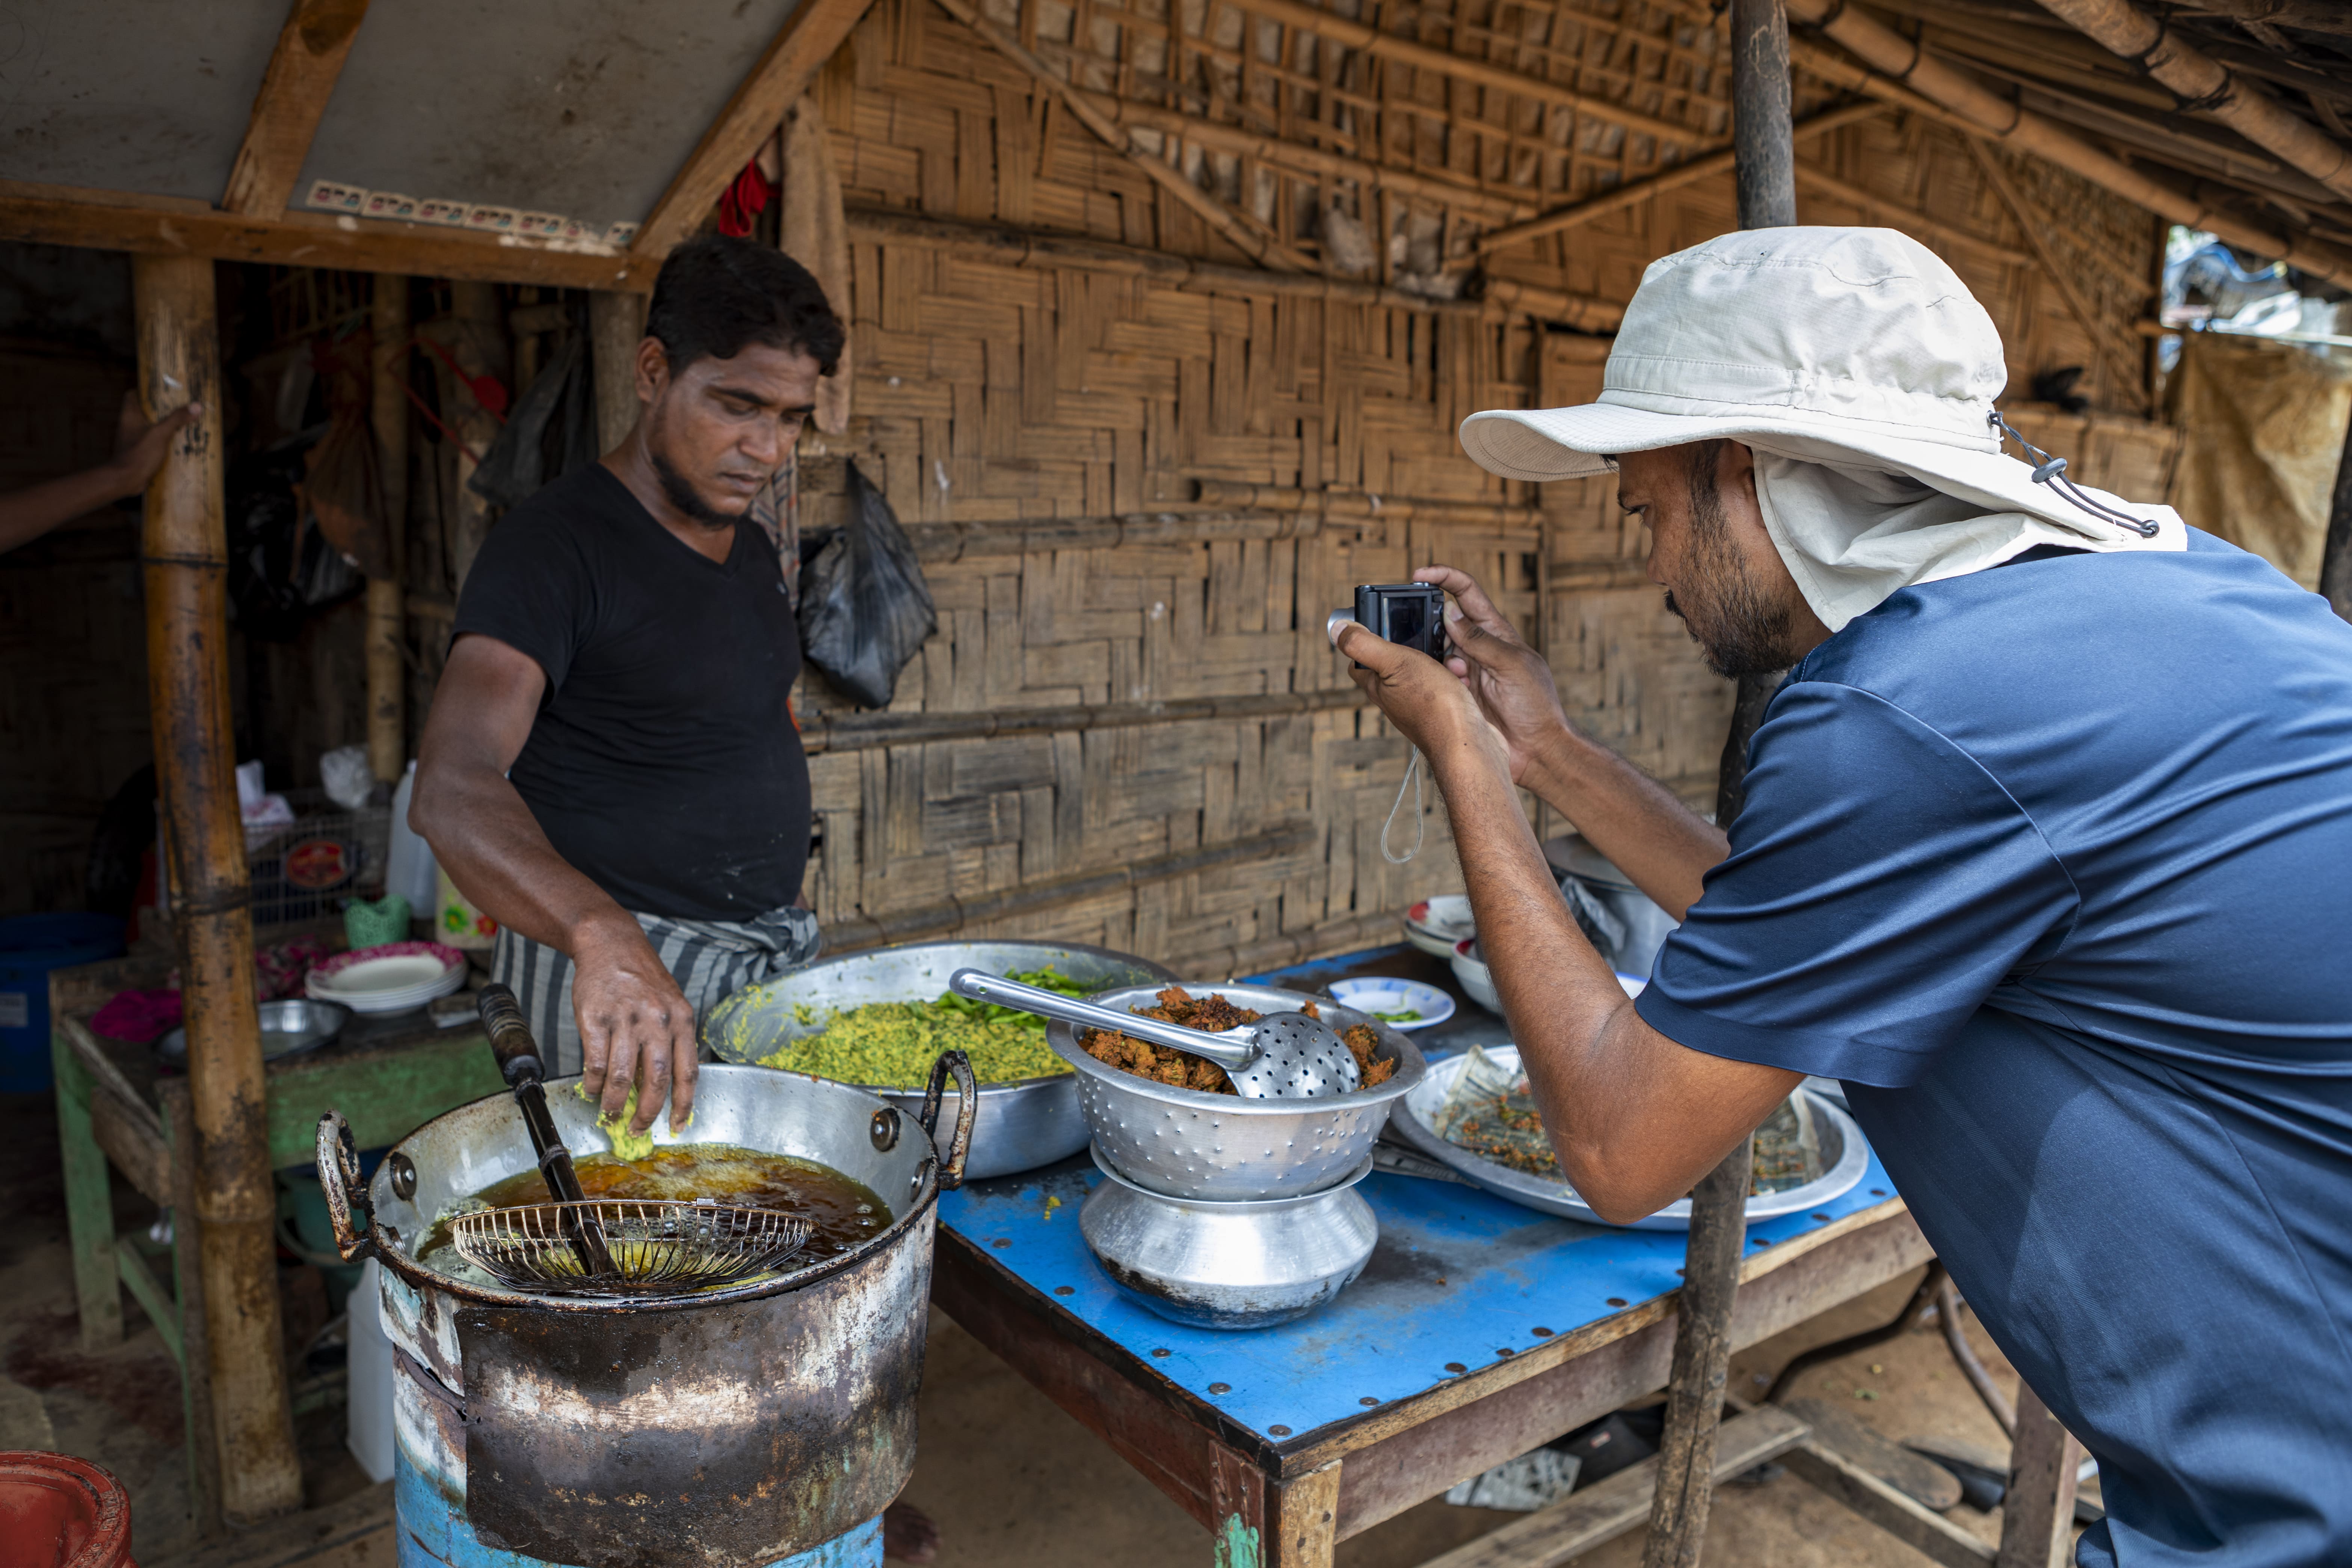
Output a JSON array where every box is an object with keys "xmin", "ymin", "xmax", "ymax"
[{"xmin": 317, "ymin": 1055, "xmax": 975, "ymax": 1568}]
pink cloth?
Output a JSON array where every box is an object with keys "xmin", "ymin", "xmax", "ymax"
[{"xmin": 90, "ymin": 988, "xmax": 182, "ymax": 1044}]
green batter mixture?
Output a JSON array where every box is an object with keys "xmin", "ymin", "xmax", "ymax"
[{"xmin": 753, "ymin": 970, "xmax": 1088, "ymax": 1087}]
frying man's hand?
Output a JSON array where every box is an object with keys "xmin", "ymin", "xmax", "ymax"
[
  {"xmin": 1410, "ymin": 565, "xmax": 1578, "ymax": 786},
  {"xmin": 572, "ymin": 917, "xmax": 698, "ymax": 1134}
]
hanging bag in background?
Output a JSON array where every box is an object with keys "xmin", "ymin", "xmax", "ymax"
[{"xmin": 799, "ymin": 461, "xmax": 936, "ymax": 709}]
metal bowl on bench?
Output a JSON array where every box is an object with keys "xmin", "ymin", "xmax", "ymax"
[
  {"xmin": 1047, "ymin": 983, "xmax": 1426, "ymax": 1201},
  {"xmin": 156, "ymin": 997, "xmax": 349, "ymax": 1067},
  {"xmin": 704, "ymin": 940, "xmax": 1180, "ymax": 1180}
]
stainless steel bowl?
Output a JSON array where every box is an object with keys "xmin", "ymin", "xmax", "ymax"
[
  {"xmin": 1080, "ymin": 1145, "xmax": 1377, "ymax": 1330},
  {"xmin": 155, "ymin": 997, "xmax": 349, "ymax": 1066},
  {"xmin": 1046, "ymin": 984, "xmax": 1425, "ymax": 1200},
  {"xmin": 703, "ymin": 940, "xmax": 1180, "ymax": 1180}
]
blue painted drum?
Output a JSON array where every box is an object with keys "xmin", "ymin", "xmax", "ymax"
[{"xmin": 394, "ymin": 1447, "xmax": 885, "ymax": 1568}]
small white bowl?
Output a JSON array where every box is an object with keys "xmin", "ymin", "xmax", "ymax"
[
  {"xmin": 1403, "ymin": 895, "xmax": 1474, "ymax": 959},
  {"xmin": 1451, "ymin": 939, "xmax": 1648, "ymax": 1016},
  {"xmin": 1326, "ymin": 978, "xmax": 1455, "ymax": 1032}
]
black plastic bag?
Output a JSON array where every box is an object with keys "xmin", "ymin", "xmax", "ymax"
[
  {"xmin": 468, "ymin": 316, "xmax": 598, "ymax": 510},
  {"xmin": 799, "ymin": 462, "xmax": 936, "ymax": 709}
]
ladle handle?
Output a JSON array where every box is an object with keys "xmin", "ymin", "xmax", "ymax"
[
  {"xmin": 479, "ymin": 983, "xmax": 544, "ymax": 1087},
  {"xmin": 945, "ymin": 969, "xmax": 1257, "ymax": 1068}
]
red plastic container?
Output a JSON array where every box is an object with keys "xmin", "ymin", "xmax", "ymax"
[{"xmin": 0, "ymin": 1452, "xmax": 134, "ymax": 1568}]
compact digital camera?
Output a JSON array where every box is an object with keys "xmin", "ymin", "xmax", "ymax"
[{"xmin": 1330, "ymin": 583, "xmax": 1449, "ymax": 664}]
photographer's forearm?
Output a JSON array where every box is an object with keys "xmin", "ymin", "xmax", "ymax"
[{"xmin": 1522, "ymin": 726, "xmax": 1726, "ymax": 921}]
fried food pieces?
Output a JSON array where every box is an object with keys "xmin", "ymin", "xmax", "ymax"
[{"xmin": 1079, "ymin": 986, "xmax": 1395, "ymax": 1093}]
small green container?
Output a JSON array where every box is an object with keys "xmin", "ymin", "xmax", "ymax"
[{"xmin": 343, "ymin": 894, "xmax": 410, "ymax": 951}]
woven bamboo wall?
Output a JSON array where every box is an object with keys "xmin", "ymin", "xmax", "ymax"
[{"xmin": 777, "ymin": 0, "xmax": 2174, "ymax": 971}]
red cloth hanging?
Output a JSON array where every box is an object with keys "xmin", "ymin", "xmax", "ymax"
[{"xmin": 719, "ymin": 160, "xmax": 774, "ymax": 238}]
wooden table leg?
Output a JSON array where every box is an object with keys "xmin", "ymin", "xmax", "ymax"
[
  {"xmin": 1209, "ymin": 1450, "xmax": 1342, "ymax": 1568},
  {"xmin": 51, "ymin": 1029, "xmax": 123, "ymax": 1348},
  {"xmin": 1997, "ymin": 1386, "xmax": 2082, "ymax": 1568}
]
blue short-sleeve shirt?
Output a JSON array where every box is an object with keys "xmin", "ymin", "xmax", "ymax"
[{"xmin": 1636, "ymin": 531, "xmax": 2352, "ymax": 1567}]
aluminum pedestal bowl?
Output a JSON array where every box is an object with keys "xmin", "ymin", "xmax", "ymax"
[
  {"xmin": 1080, "ymin": 1146, "xmax": 1377, "ymax": 1330},
  {"xmin": 1048, "ymin": 984, "xmax": 1424, "ymax": 1200}
]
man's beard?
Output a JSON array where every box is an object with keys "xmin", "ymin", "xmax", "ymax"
[
  {"xmin": 651, "ymin": 450, "xmax": 742, "ymax": 530},
  {"xmin": 1661, "ymin": 460, "xmax": 1800, "ymax": 679}
]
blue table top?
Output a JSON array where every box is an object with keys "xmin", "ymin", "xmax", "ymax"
[{"xmin": 936, "ymin": 945, "xmax": 1899, "ymax": 1450}]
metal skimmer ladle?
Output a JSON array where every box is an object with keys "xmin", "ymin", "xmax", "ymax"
[
  {"xmin": 466, "ymin": 983, "xmax": 810, "ymax": 1296},
  {"xmin": 947, "ymin": 969, "xmax": 1362, "ymax": 1099}
]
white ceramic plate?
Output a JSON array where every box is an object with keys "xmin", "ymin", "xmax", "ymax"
[
  {"xmin": 1402, "ymin": 895, "xmax": 1474, "ymax": 958},
  {"xmin": 1451, "ymin": 939, "xmax": 1645, "ymax": 1015},
  {"xmin": 308, "ymin": 957, "xmax": 466, "ymax": 1013},
  {"xmin": 1389, "ymin": 1048, "xmax": 1870, "ymax": 1230},
  {"xmin": 1327, "ymin": 978, "xmax": 1456, "ymax": 1032}
]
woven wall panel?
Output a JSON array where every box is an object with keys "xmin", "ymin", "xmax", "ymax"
[{"xmin": 790, "ymin": 0, "xmax": 2175, "ymax": 967}]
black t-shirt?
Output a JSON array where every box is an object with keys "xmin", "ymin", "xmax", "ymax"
[{"xmin": 451, "ymin": 463, "xmax": 811, "ymax": 921}]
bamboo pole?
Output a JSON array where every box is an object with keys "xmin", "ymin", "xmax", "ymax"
[
  {"xmin": 1644, "ymin": 8, "xmax": 1789, "ymax": 1563},
  {"xmin": 133, "ymin": 254, "xmax": 303, "ymax": 1524},
  {"xmin": 2321, "ymin": 404, "xmax": 2352, "ymax": 625},
  {"xmin": 589, "ymin": 291, "xmax": 646, "ymax": 454},
  {"xmin": 442, "ymin": 281, "xmax": 505, "ymax": 591},
  {"xmin": 366, "ymin": 275, "xmax": 409, "ymax": 783},
  {"xmin": 2026, "ymin": 0, "xmax": 2352, "ymax": 203},
  {"xmin": 1782, "ymin": 0, "xmax": 2352, "ymax": 288}
]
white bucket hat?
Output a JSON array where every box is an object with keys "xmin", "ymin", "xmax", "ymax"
[{"xmin": 1459, "ymin": 228, "xmax": 2184, "ymax": 629}]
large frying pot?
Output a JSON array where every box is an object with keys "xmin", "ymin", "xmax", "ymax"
[
  {"xmin": 317, "ymin": 1058, "xmax": 975, "ymax": 1568},
  {"xmin": 705, "ymin": 939, "xmax": 1181, "ymax": 1180}
]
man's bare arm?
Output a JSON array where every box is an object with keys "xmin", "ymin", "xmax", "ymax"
[
  {"xmin": 1337, "ymin": 620, "xmax": 1798, "ymax": 1221},
  {"xmin": 410, "ymin": 634, "xmax": 698, "ymax": 1132},
  {"xmin": 1412, "ymin": 565, "xmax": 1727, "ymax": 919},
  {"xmin": 0, "ymin": 395, "xmax": 199, "ymax": 556}
]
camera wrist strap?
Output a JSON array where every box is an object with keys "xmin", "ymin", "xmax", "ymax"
[{"xmin": 1381, "ymin": 748, "xmax": 1426, "ymax": 865}]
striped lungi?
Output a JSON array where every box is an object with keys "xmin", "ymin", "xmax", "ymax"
[{"xmin": 488, "ymin": 905, "xmax": 822, "ymax": 1076}]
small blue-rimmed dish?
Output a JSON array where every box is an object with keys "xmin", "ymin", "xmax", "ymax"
[{"xmin": 1326, "ymin": 977, "xmax": 1455, "ymax": 1032}]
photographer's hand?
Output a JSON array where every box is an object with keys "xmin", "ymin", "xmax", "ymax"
[
  {"xmin": 1410, "ymin": 566, "xmax": 1576, "ymax": 786},
  {"xmin": 1330, "ymin": 616, "xmax": 1510, "ymax": 781}
]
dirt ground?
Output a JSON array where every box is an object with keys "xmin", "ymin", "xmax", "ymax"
[{"xmin": 4, "ymin": 1085, "xmax": 2045, "ymax": 1567}]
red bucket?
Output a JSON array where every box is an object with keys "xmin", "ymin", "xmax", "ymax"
[{"xmin": 0, "ymin": 1452, "xmax": 134, "ymax": 1568}]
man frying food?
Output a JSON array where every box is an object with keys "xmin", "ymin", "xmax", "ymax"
[
  {"xmin": 411, "ymin": 235, "xmax": 938, "ymax": 1561},
  {"xmin": 1335, "ymin": 228, "xmax": 2352, "ymax": 1566}
]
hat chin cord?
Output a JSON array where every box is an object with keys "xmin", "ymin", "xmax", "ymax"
[{"xmin": 1988, "ymin": 411, "xmax": 2162, "ymax": 539}]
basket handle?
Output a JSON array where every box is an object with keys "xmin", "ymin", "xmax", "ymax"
[
  {"xmin": 316, "ymin": 1110, "xmax": 377, "ymax": 1264},
  {"xmin": 917, "ymin": 1050, "xmax": 978, "ymax": 1191}
]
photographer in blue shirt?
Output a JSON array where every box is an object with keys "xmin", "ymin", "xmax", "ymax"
[{"xmin": 1335, "ymin": 227, "xmax": 2352, "ymax": 1567}]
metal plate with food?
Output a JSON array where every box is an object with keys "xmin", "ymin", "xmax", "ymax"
[
  {"xmin": 702, "ymin": 940, "xmax": 1180, "ymax": 1180},
  {"xmin": 1388, "ymin": 1044, "xmax": 1868, "ymax": 1230}
]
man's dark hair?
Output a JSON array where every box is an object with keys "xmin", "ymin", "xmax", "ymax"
[{"xmin": 645, "ymin": 235, "xmax": 845, "ymax": 377}]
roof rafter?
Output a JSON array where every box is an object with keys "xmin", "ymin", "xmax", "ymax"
[
  {"xmin": 633, "ymin": 0, "xmax": 885, "ymax": 260},
  {"xmin": 222, "ymin": 0, "xmax": 373, "ymax": 218},
  {"xmin": 0, "ymin": 180, "xmax": 652, "ymax": 291}
]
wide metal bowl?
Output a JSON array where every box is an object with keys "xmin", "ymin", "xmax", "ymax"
[
  {"xmin": 703, "ymin": 940, "xmax": 1180, "ymax": 1180},
  {"xmin": 156, "ymin": 996, "xmax": 348, "ymax": 1066},
  {"xmin": 1047, "ymin": 983, "xmax": 1425, "ymax": 1201}
]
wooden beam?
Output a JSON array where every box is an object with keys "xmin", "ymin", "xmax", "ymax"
[
  {"xmin": 1996, "ymin": 1387, "xmax": 2084, "ymax": 1568},
  {"xmin": 929, "ymin": 0, "xmax": 1315, "ymax": 272},
  {"xmin": 1476, "ymin": 101, "xmax": 1886, "ymax": 254},
  {"xmin": 1228, "ymin": 0, "xmax": 1715, "ymax": 149},
  {"xmin": 222, "ymin": 0, "xmax": 373, "ymax": 217},
  {"xmin": 134, "ymin": 253, "xmax": 303, "ymax": 1524},
  {"xmin": 1784, "ymin": 1442, "xmax": 1997, "ymax": 1568},
  {"xmin": 633, "ymin": 0, "xmax": 882, "ymax": 259},
  {"xmin": 366, "ymin": 274, "xmax": 407, "ymax": 782},
  {"xmin": 0, "ymin": 180, "xmax": 652, "ymax": 290},
  {"xmin": 1961, "ymin": 136, "xmax": 2152, "ymax": 412}
]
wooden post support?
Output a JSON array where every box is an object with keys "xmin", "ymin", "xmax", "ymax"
[
  {"xmin": 1643, "ymin": 7, "xmax": 1793, "ymax": 1565},
  {"xmin": 366, "ymin": 274, "xmax": 409, "ymax": 783},
  {"xmin": 589, "ymin": 290, "xmax": 647, "ymax": 454},
  {"xmin": 133, "ymin": 253, "xmax": 304, "ymax": 1524},
  {"xmin": 1996, "ymin": 1385, "xmax": 2084, "ymax": 1568},
  {"xmin": 442, "ymin": 280, "xmax": 506, "ymax": 592},
  {"xmin": 2320, "ymin": 399, "xmax": 2352, "ymax": 625}
]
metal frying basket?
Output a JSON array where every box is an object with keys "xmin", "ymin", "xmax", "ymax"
[{"xmin": 451, "ymin": 1198, "xmax": 812, "ymax": 1296}]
